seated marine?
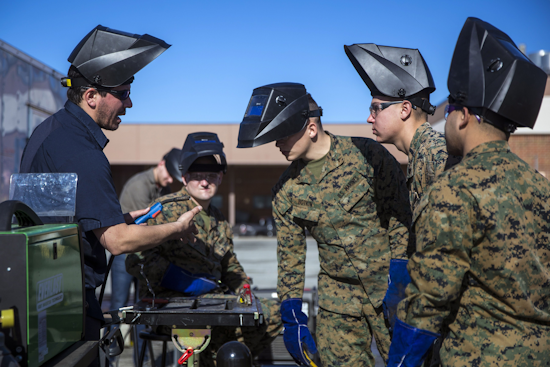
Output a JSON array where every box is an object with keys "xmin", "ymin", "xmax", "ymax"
[{"xmin": 126, "ymin": 132, "xmax": 282, "ymax": 366}]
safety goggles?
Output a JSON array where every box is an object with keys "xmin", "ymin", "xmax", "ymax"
[
  {"xmin": 444, "ymin": 104, "xmax": 481, "ymax": 122},
  {"xmin": 444, "ymin": 104, "xmax": 461, "ymax": 121},
  {"xmin": 93, "ymin": 87, "xmax": 131, "ymax": 101},
  {"xmin": 369, "ymin": 101, "xmax": 402, "ymax": 117},
  {"xmin": 186, "ymin": 172, "xmax": 220, "ymax": 183}
]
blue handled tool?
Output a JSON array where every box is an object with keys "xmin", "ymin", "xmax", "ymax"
[{"xmin": 134, "ymin": 202, "xmax": 163, "ymax": 224}]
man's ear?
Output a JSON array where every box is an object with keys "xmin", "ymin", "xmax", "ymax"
[
  {"xmin": 306, "ymin": 118, "xmax": 319, "ymax": 139},
  {"xmin": 158, "ymin": 160, "xmax": 166, "ymax": 168},
  {"xmin": 459, "ymin": 107, "xmax": 472, "ymax": 130},
  {"xmin": 83, "ymin": 88, "xmax": 98, "ymax": 108},
  {"xmin": 400, "ymin": 100, "xmax": 414, "ymax": 120},
  {"xmin": 182, "ymin": 175, "xmax": 188, "ymax": 186}
]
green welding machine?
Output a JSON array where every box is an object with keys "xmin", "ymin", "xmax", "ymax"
[
  {"xmin": 0, "ymin": 173, "xmax": 86, "ymax": 367},
  {"xmin": 0, "ymin": 200, "xmax": 85, "ymax": 367}
]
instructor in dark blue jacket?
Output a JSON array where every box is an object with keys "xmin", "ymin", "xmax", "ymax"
[{"xmin": 20, "ymin": 25, "xmax": 201, "ymax": 346}]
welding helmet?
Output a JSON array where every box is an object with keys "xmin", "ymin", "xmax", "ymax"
[
  {"xmin": 448, "ymin": 17, "xmax": 547, "ymax": 132},
  {"xmin": 345, "ymin": 43, "xmax": 436, "ymax": 114},
  {"xmin": 62, "ymin": 25, "xmax": 171, "ymax": 88},
  {"xmin": 162, "ymin": 148, "xmax": 182, "ymax": 183},
  {"xmin": 216, "ymin": 341, "xmax": 253, "ymax": 367},
  {"xmin": 179, "ymin": 132, "xmax": 227, "ymax": 175},
  {"xmin": 237, "ymin": 82, "xmax": 323, "ymax": 148}
]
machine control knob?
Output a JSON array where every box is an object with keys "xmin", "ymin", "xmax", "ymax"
[{"xmin": 0, "ymin": 309, "xmax": 14, "ymax": 328}]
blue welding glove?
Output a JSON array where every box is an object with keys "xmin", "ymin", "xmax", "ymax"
[
  {"xmin": 160, "ymin": 263, "xmax": 218, "ymax": 296},
  {"xmin": 280, "ymin": 299, "xmax": 319, "ymax": 366},
  {"xmin": 387, "ymin": 318, "xmax": 439, "ymax": 367},
  {"xmin": 383, "ymin": 259, "xmax": 411, "ymax": 332}
]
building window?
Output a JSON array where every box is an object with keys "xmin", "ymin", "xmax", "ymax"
[
  {"xmin": 211, "ymin": 195, "xmax": 223, "ymax": 209},
  {"xmin": 253, "ymin": 195, "xmax": 272, "ymax": 209}
]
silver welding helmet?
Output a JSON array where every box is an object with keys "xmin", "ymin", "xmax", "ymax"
[
  {"xmin": 162, "ymin": 148, "xmax": 182, "ymax": 183},
  {"xmin": 448, "ymin": 17, "xmax": 547, "ymax": 131},
  {"xmin": 62, "ymin": 25, "xmax": 171, "ymax": 88},
  {"xmin": 237, "ymin": 83, "xmax": 322, "ymax": 148},
  {"xmin": 179, "ymin": 132, "xmax": 227, "ymax": 175},
  {"xmin": 345, "ymin": 43, "xmax": 436, "ymax": 114}
]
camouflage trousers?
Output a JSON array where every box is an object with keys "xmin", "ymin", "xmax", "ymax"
[
  {"xmin": 316, "ymin": 302, "xmax": 389, "ymax": 367},
  {"xmin": 440, "ymin": 313, "xmax": 550, "ymax": 367},
  {"xmin": 157, "ymin": 297, "xmax": 282, "ymax": 367}
]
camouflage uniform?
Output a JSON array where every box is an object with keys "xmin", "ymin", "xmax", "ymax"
[
  {"xmin": 273, "ymin": 132, "xmax": 411, "ymax": 366},
  {"xmin": 399, "ymin": 141, "xmax": 550, "ymax": 366},
  {"xmin": 406, "ymin": 124, "xmax": 461, "ymax": 366},
  {"xmin": 126, "ymin": 188, "xmax": 282, "ymax": 366},
  {"xmin": 407, "ymin": 122, "xmax": 460, "ymax": 214}
]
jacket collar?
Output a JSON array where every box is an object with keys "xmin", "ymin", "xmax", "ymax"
[
  {"xmin": 463, "ymin": 140, "xmax": 510, "ymax": 162},
  {"xmin": 408, "ymin": 122, "xmax": 432, "ymax": 160},
  {"xmin": 65, "ymin": 101, "xmax": 110, "ymax": 149},
  {"xmin": 296, "ymin": 131, "xmax": 342, "ymax": 184}
]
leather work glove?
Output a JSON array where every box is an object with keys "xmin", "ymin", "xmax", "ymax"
[
  {"xmin": 280, "ymin": 298, "xmax": 319, "ymax": 366},
  {"xmin": 387, "ymin": 318, "xmax": 439, "ymax": 367},
  {"xmin": 383, "ymin": 259, "xmax": 411, "ymax": 333},
  {"xmin": 160, "ymin": 263, "xmax": 219, "ymax": 296}
]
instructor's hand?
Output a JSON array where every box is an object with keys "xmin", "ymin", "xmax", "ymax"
[
  {"xmin": 175, "ymin": 206, "xmax": 202, "ymax": 243},
  {"xmin": 125, "ymin": 207, "xmax": 150, "ymax": 224}
]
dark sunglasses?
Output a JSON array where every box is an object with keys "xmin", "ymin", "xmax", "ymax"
[{"xmin": 95, "ymin": 87, "xmax": 131, "ymax": 101}]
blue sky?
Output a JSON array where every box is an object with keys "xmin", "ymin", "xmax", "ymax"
[{"xmin": 2, "ymin": 0, "xmax": 549, "ymax": 124}]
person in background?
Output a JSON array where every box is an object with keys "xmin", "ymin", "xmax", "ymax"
[
  {"xmin": 111, "ymin": 148, "xmax": 182, "ymax": 313},
  {"xmin": 109, "ymin": 148, "xmax": 181, "ymax": 364}
]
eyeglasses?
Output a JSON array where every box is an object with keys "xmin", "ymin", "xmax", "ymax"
[
  {"xmin": 369, "ymin": 101, "xmax": 402, "ymax": 117},
  {"xmin": 80, "ymin": 86, "xmax": 132, "ymax": 101},
  {"xmin": 444, "ymin": 104, "xmax": 461, "ymax": 121},
  {"xmin": 91, "ymin": 87, "xmax": 131, "ymax": 101},
  {"xmin": 102, "ymin": 88, "xmax": 131, "ymax": 101},
  {"xmin": 187, "ymin": 172, "xmax": 220, "ymax": 182},
  {"xmin": 444, "ymin": 104, "xmax": 481, "ymax": 123}
]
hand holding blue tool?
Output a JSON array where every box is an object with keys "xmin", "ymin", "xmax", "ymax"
[{"xmin": 134, "ymin": 202, "xmax": 163, "ymax": 224}]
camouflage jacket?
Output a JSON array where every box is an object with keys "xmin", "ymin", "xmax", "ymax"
[
  {"xmin": 126, "ymin": 188, "xmax": 249, "ymax": 298},
  {"xmin": 399, "ymin": 141, "xmax": 550, "ymax": 364},
  {"xmin": 407, "ymin": 122, "xmax": 460, "ymax": 214},
  {"xmin": 273, "ymin": 132, "xmax": 411, "ymax": 316}
]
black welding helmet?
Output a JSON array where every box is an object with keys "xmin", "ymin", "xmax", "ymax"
[
  {"xmin": 345, "ymin": 43, "xmax": 436, "ymax": 114},
  {"xmin": 237, "ymin": 82, "xmax": 322, "ymax": 148},
  {"xmin": 179, "ymin": 132, "xmax": 227, "ymax": 175},
  {"xmin": 162, "ymin": 148, "xmax": 182, "ymax": 183},
  {"xmin": 216, "ymin": 341, "xmax": 253, "ymax": 367},
  {"xmin": 448, "ymin": 17, "xmax": 547, "ymax": 131},
  {"xmin": 62, "ymin": 25, "xmax": 171, "ymax": 88}
]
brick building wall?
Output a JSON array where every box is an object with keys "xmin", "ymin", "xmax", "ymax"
[
  {"xmin": 509, "ymin": 134, "xmax": 550, "ymax": 177},
  {"xmin": 110, "ymin": 135, "xmax": 548, "ymax": 225}
]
